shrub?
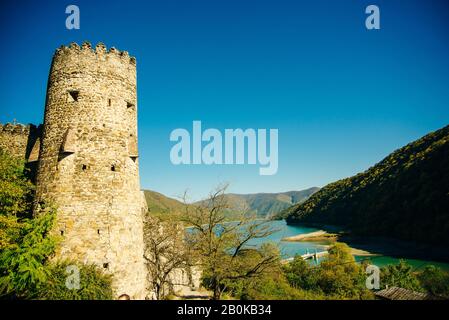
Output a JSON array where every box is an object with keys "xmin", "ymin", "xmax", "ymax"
[
  {"xmin": 0, "ymin": 149, "xmax": 34, "ymax": 217},
  {"xmin": 0, "ymin": 207, "xmax": 57, "ymax": 299},
  {"xmin": 283, "ymin": 243, "xmax": 374, "ymax": 300},
  {"xmin": 418, "ymin": 265, "xmax": 449, "ymax": 298},
  {"xmin": 380, "ymin": 260, "xmax": 422, "ymax": 292},
  {"xmin": 37, "ymin": 261, "xmax": 113, "ymax": 300}
]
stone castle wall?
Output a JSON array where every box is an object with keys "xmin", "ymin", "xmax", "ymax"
[
  {"xmin": 34, "ymin": 42, "xmax": 148, "ymax": 299},
  {"xmin": 0, "ymin": 123, "xmax": 41, "ymax": 161},
  {"xmin": 0, "ymin": 123, "xmax": 42, "ymax": 181}
]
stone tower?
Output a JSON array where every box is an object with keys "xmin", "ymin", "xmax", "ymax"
[{"xmin": 34, "ymin": 42, "xmax": 147, "ymax": 299}]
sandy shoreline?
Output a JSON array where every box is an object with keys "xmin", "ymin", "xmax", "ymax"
[
  {"xmin": 282, "ymin": 230, "xmax": 338, "ymax": 242},
  {"xmin": 282, "ymin": 230, "xmax": 379, "ymax": 257}
]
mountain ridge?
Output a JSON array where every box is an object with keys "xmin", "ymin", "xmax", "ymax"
[
  {"xmin": 144, "ymin": 187, "xmax": 320, "ymax": 218},
  {"xmin": 285, "ymin": 124, "xmax": 449, "ymax": 246}
]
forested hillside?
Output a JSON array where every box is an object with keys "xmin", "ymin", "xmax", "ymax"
[
  {"xmin": 144, "ymin": 190, "xmax": 186, "ymax": 215},
  {"xmin": 285, "ymin": 125, "xmax": 449, "ymax": 246}
]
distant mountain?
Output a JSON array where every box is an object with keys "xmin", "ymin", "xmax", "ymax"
[
  {"xmin": 143, "ymin": 190, "xmax": 187, "ymax": 218},
  {"xmin": 144, "ymin": 188, "xmax": 320, "ymax": 219},
  {"xmin": 285, "ymin": 125, "xmax": 449, "ymax": 246},
  {"xmin": 196, "ymin": 188, "xmax": 320, "ymax": 218}
]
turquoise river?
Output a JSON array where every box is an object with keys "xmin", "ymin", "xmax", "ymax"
[{"xmin": 249, "ymin": 220, "xmax": 449, "ymax": 271}]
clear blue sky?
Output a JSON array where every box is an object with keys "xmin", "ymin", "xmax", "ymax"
[{"xmin": 1, "ymin": 0, "xmax": 448, "ymax": 200}]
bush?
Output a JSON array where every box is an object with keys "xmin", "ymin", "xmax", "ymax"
[
  {"xmin": 283, "ymin": 243, "xmax": 374, "ymax": 300},
  {"xmin": 418, "ymin": 265, "xmax": 449, "ymax": 298},
  {"xmin": 0, "ymin": 149, "xmax": 34, "ymax": 217},
  {"xmin": 283, "ymin": 255, "xmax": 320, "ymax": 292},
  {"xmin": 316, "ymin": 243, "xmax": 372, "ymax": 299},
  {"xmin": 380, "ymin": 260, "xmax": 423, "ymax": 292},
  {"xmin": 0, "ymin": 207, "xmax": 57, "ymax": 299},
  {"xmin": 224, "ymin": 262, "xmax": 312, "ymax": 300},
  {"xmin": 37, "ymin": 261, "xmax": 113, "ymax": 300}
]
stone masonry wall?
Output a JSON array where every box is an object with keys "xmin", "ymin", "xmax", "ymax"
[
  {"xmin": 0, "ymin": 123, "xmax": 41, "ymax": 161},
  {"xmin": 0, "ymin": 123, "xmax": 42, "ymax": 181},
  {"xmin": 34, "ymin": 42, "xmax": 148, "ymax": 299}
]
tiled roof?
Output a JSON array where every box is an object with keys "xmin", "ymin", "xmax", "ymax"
[{"xmin": 375, "ymin": 287, "xmax": 433, "ymax": 300}]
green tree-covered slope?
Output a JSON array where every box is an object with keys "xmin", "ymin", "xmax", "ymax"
[
  {"xmin": 285, "ymin": 125, "xmax": 449, "ymax": 246},
  {"xmin": 144, "ymin": 190, "xmax": 187, "ymax": 216}
]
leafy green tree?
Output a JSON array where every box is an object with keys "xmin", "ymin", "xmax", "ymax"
[
  {"xmin": 0, "ymin": 207, "xmax": 58, "ymax": 299},
  {"xmin": 380, "ymin": 260, "xmax": 422, "ymax": 292},
  {"xmin": 283, "ymin": 243, "xmax": 373, "ymax": 300},
  {"xmin": 283, "ymin": 255, "xmax": 320, "ymax": 292},
  {"xmin": 313, "ymin": 243, "xmax": 372, "ymax": 299},
  {"xmin": 417, "ymin": 265, "xmax": 449, "ymax": 298},
  {"xmin": 0, "ymin": 150, "xmax": 35, "ymax": 251},
  {"xmin": 0, "ymin": 149, "xmax": 57, "ymax": 299},
  {"xmin": 231, "ymin": 268, "xmax": 311, "ymax": 300},
  {"xmin": 0, "ymin": 150, "xmax": 34, "ymax": 217}
]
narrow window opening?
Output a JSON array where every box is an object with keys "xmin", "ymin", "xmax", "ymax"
[
  {"xmin": 111, "ymin": 165, "xmax": 116, "ymax": 172},
  {"xmin": 60, "ymin": 230, "xmax": 64, "ymax": 236},
  {"xmin": 68, "ymin": 90, "xmax": 79, "ymax": 102},
  {"xmin": 97, "ymin": 229, "xmax": 100, "ymax": 235},
  {"xmin": 82, "ymin": 164, "xmax": 87, "ymax": 171},
  {"xmin": 103, "ymin": 263, "xmax": 109, "ymax": 269},
  {"xmin": 108, "ymin": 98, "xmax": 112, "ymax": 106}
]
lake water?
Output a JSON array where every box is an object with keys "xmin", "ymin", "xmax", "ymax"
[{"xmin": 249, "ymin": 220, "xmax": 449, "ymax": 271}]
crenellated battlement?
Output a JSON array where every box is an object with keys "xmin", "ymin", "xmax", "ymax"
[
  {"xmin": 0, "ymin": 122, "xmax": 42, "ymax": 165},
  {"xmin": 54, "ymin": 41, "xmax": 136, "ymax": 65},
  {"xmin": 0, "ymin": 122, "xmax": 42, "ymax": 134}
]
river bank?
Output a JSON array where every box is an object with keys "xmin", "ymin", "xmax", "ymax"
[
  {"xmin": 282, "ymin": 230, "xmax": 338, "ymax": 242},
  {"xmin": 284, "ymin": 221, "xmax": 449, "ymax": 264},
  {"xmin": 282, "ymin": 230, "xmax": 378, "ymax": 257}
]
